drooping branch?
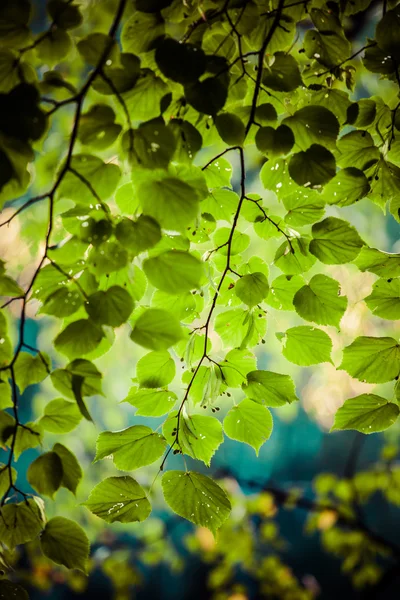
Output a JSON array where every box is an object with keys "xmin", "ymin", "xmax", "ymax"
[{"xmin": 0, "ymin": 0, "xmax": 128, "ymax": 507}]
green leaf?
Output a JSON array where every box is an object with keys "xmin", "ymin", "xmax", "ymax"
[
  {"xmin": 220, "ymin": 349, "xmax": 257, "ymax": 388},
  {"xmin": 323, "ymin": 167, "xmax": 370, "ymax": 206},
  {"xmin": 39, "ymin": 288, "xmax": 83, "ymax": 318},
  {"xmin": 151, "ymin": 290, "xmax": 197, "ymax": 321},
  {"xmin": 0, "ymin": 375, "xmax": 12, "ymax": 410},
  {"xmin": 83, "ymin": 476, "xmax": 151, "ymax": 523},
  {"xmin": 234, "ymin": 272, "xmax": 269, "ymax": 308},
  {"xmin": 185, "ymin": 77, "xmax": 227, "ymax": 116},
  {"xmin": 310, "ymin": 217, "xmax": 364, "ymax": 264},
  {"xmin": 376, "ymin": 8, "xmax": 400, "ymax": 61},
  {"xmin": 85, "ymin": 286, "xmax": 134, "ymax": 327},
  {"xmin": 54, "ymin": 319, "xmax": 104, "ymax": 360},
  {"xmin": 215, "ymin": 113, "xmax": 245, "ymax": 146},
  {"xmin": 88, "ymin": 241, "xmax": 128, "ymax": 276},
  {"xmin": 123, "ymin": 387, "xmax": 177, "ymax": 417},
  {"xmin": 336, "ymin": 130, "xmax": 379, "ymax": 171},
  {"xmin": 0, "ymin": 274, "xmax": 23, "ymax": 296},
  {"xmin": 27, "ymin": 452, "xmax": 63, "ymax": 498},
  {"xmin": 132, "ymin": 121, "xmax": 177, "ymax": 169},
  {"xmin": 58, "ymin": 155, "xmax": 121, "ymax": 203},
  {"xmin": 51, "ymin": 359, "xmax": 102, "ymax": 400},
  {"xmin": 0, "ymin": 312, "xmax": 13, "ymax": 366},
  {"xmin": 123, "ymin": 69, "xmax": 168, "ymax": 121},
  {"xmin": 203, "ymin": 157, "xmax": 232, "ymax": 188},
  {"xmin": 355, "ymin": 247, "xmax": 400, "ymax": 277},
  {"xmin": 332, "ymin": 394, "xmax": 399, "ymax": 434},
  {"xmin": 78, "ymin": 104, "xmax": 122, "ymax": 150},
  {"xmin": 215, "ymin": 308, "xmax": 253, "ymax": 348},
  {"xmin": 289, "ymin": 144, "xmax": 336, "ymax": 187},
  {"xmin": 339, "ymin": 336, "xmax": 400, "ymax": 383},
  {"xmin": 283, "ymin": 106, "xmax": 339, "ymax": 150},
  {"xmin": 255, "ymin": 103, "xmax": 278, "ymax": 124},
  {"xmin": 223, "ymin": 398, "xmax": 273, "ymax": 455},
  {"xmin": 53, "ymin": 442, "xmax": 82, "ymax": 495},
  {"xmin": 138, "ymin": 176, "xmax": 200, "ymax": 232},
  {"xmin": 161, "ymin": 471, "xmax": 231, "ymax": 535},
  {"xmin": 0, "ymin": 581, "xmax": 29, "ymax": 600},
  {"xmin": 0, "ymin": 464, "xmax": 16, "ymax": 497},
  {"xmin": 144, "ymin": 250, "xmax": 204, "ymax": 294},
  {"xmin": 0, "ymin": 410, "xmax": 15, "ymax": 445},
  {"xmin": 77, "ymin": 33, "xmax": 118, "ymax": 65},
  {"xmin": 14, "ymin": 423, "xmax": 43, "ymax": 460},
  {"xmin": 136, "ymin": 351, "xmax": 175, "ymax": 388},
  {"xmin": 40, "ymin": 398, "xmax": 82, "ymax": 434},
  {"xmin": 243, "ymin": 370, "xmax": 298, "ymax": 407},
  {"xmin": 155, "ymin": 37, "xmax": 206, "ymax": 84},
  {"xmin": 130, "ymin": 308, "xmax": 183, "ymax": 351},
  {"xmin": 274, "ymin": 238, "xmax": 316, "ymax": 275},
  {"xmin": 14, "ymin": 351, "xmax": 50, "ymax": 393},
  {"xmin": 115, "ymin": 216, "xmax": 161, "ymax": 255},
  {"xmin": 346, "ymin": 99, "xmax": 377, "ymax": 128},
  {"xmin": 213, "ymin": 228, "xmax": 250, "ymax": 255},
  {"xmin": 283, "ymin": 189, "xmax": 325, "ymax": 226},
  {"xmin": 0, "ymin": 498, "xmax": 45, "ymax": 549},
  {"xmin": 279, "ymin": 326, "xmax": 332, "ymax": 366},
  {"xmin": 304, "ymin": 28, "xmax": 351, "ymax": 69},
  {"xmin": 48, "ymin": 0, "xmax": 82, "ymax": 29},
  {"xmin": 36, "ymin": 27, "xmax": 72, "ymax": 65},
  {"xmin": 163, "ymin": 412, "xmax": 223, "ymax": 466},
  {"xmin": 121, "ymin": 12, "xmax": 164, "ymax": 54},
  {"xmin": 255, "ymin": 125, "xmax": 294, "ymax": 157},
  {"xmin": 94, "ymin": 425, "xmax": 166, "ymax": 471},
  {"xmin": 364, "ymin": 278, "xmax": 400, "ymax": 320},
  {"xmin": 40, "ymin": 517, "xmax": 89, "ymax": 573},
  {"xmin": 293, "ymin": 274, "xmax": 347, "ymax": 327},
  {"xmin": 266, "ymin": 274, "xmax": 305, "ymax": 311},
  {"xmin": 262, "ymin": 52, "xmax": 302, "ymax": 92}
]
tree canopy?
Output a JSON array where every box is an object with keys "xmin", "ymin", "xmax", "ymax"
[{"xmin": 0, "ymin": 0, "xmax": 400, "ymax": 597}]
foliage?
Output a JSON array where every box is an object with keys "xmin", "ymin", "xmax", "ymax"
[{"xmin": 0, "ymin": 0, "xmax": 400, "ymax": 597}]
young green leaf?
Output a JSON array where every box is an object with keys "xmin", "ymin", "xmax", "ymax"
[
  {"xmin": 122, "ymin": 387, "xmax": 177, "ymax": 417},
  {"xmin": 0, "ymin": 498, "xmax": 45, "ymax": 549},
  {"xmin": 243, "ymin": 370, "xmax": 298, "ymax": 407},
  {"xmin": 364, "ymin": 278, "xmax": 400, "ymax": 320},
  {"xmin": 293, "ymin": 274, "xmax": 347, "ymax": 327},
  {"xmin": 53, "ymin": 443, "xmax": 82, "ymax": 495},
  {"xmin": 355, "ymin": 247, "xmax": 400, "ymax": 278},
  {"xmin": 83, "ymin": 476, "xmax": 151, "ymax": 523},
  {"xmin": 144, "ymin": 250, "xmax": 204, "ymax": 294},
  {"xmin": 163, "ymin": 412, "xmax": 223, "ymax": 466},
  {"xmin": 136, "ymin": 351, "xmax": 175, "ymax": 388},
  {"xmin": 94, "ymin": 425, "xmax": 166, "ymax": 471},
  {"xmin": 310, "ymin": 217, "xmax": 364, "ymax": 264},
  {"xmin": 161, "ymin": 471, "xmax": 231, "ymax": 535},
  {"xmin": 223, "ymin": 399, "xmax": 273, "ymax": 455},
  {"xmin": 234, "ymin": 272, "xmax": 269, "ymax": 308},
  {"xmin": 279, "ymin": 326, "xmax": 333, "ymax": 366},
  {"xmin": 266, "ymin": 275, "xmax": 305, "ymax": 311},
  {"xmin": 27, "ymin": 452, "xmax": 63, "ymax": 498},
  {"xmin": 331, "ymin": 394, "xmax": 399, "ymax": 434},
  {"xmin": 14, "ymin": 351, "xmax": 50, "ymax": 393},
  {"xmin": 85, "ymin": 286, "xmax": 134, "ymax": 327},
  {"xmin": 40, "ymin": 517, "xmax": 90, "ymax": 573},
  {"xmin": 54, "ymin": 320, "xmax": 104, "ymax": 360},
  {"xmin": 339, "ymin": 336, "xmax": 400, "ymax": 383},
  {"xmin": 40, "ymin": 398, "xmax": 82, "ymax": 434},
  {"xmin": 130, "ymin": 308, "xmax": 183, "ymax": 350},
  {"xmin": 13, "ymin": 423, "xmax": 43, "ymax": 460}
]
